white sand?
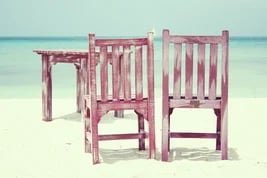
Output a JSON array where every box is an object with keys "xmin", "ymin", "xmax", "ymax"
[{"xmin": 1, "ymin": 98, "xmax": 267, "ymax": 178}]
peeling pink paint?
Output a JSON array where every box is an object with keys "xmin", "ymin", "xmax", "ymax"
[
  {"xmin": 84, "ymin": 32, "xmax": 156, "ymax": 164},
  {"xmin": 161, "ymin": 29, "xmax": 229, "ymax": 161}
]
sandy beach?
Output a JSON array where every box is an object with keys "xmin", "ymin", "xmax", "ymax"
[
  {"xmin": 0, "ymin": 97, "xmax": 267, "ymax": 178},
  {"xmin": 1, "ymin": 0, "xmax": 267, "ymax": 177}
]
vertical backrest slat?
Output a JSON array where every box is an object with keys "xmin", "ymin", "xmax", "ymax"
[
  {"xmin": 123, "ymin": 45, "xmax": 131, "ymax": 101},
  {"xmin": 162, "ymin": 30, "xmax": 170, "ymax": 119},
  {"xmin": 221, "ymin": 30, "xmax": 229, "ymax": 103},
  {"xmin": 173, "ymin": 43, "xmax": 182, "ymax": 99},
  {"xmin": 209, "ymin": 44, "xmax": 218, "ymax": 99},
  {"xmin": 147, "ymin": 32, "xmax": 154, "ymax": 102},
  {"xmin": 185, "ymin": 43, "xmax": 193, "ymax": 99},
  {"xmin": 112, "ymin": 45, "xmax": 120, "ymax": 101},
  {"xmin": 100, "ymin": 46, "xmax": 108, "ymax": 101},
  {"xmin": 135, "ymin": 45, "xmax": 143, "ymax": 100},
  {"xmin": 197, "ymin": 44, "xmax": 205, "ymax": 99},
  {"xmin": 88, "ymin": 34, "xmax": 97, "ymax": 107}
]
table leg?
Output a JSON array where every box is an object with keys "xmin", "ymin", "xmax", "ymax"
[
  {"xmin": 115, "ymin": 55, "xmax": 124, "ymax": 118},
  {"xmin": 80, "ymin": 58, "xmax": 87, "ymax": 115},
  {"xmin": 42, "ymin": 55, "xmax": 52, "ymax": 121},
  {"xmin": 76, "ymin": 65, "xmax": 81, "ymax": 113}
]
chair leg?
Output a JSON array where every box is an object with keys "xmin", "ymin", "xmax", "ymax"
[
  {"xmin": 214, "ymin": 109, "xmax": 221, "ymax": 150},
  {"xmin": 148, "ymin": 107, "xmax": 156, "ymax": 159},
  {"xmin": 138, "ymin": 113, "xmax": 145, "ymax": 150},
  {"xmin": 221, "ymin": 105, "xmax": 228, "ymax": 160},
  {"xmin": 84, "ymin": 118, "xmax": 91, "ymax": 153},
  {"xmin": 84, "ymin": 108, "xmax": 91, "ymax": 153},
  {"xmin": 168, "ymin": 108, "xmax": 174, "ymax": 152},
  {"xmin": 91, "ymin": 115, "xmax": 100, "ymax": 164},
  {"xmin": 162, "ymin": 113, "xmax": 170, "ymax": 161}
]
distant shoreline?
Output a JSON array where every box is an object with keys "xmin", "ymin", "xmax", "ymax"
[{"xmin": 1, "ymin": 36, "xmax": 267, "ymax": 41}]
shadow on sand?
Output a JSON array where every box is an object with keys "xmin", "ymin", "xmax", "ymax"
[
  {"xmin": 100, "ymin": 148, "xmax": 157, "ymax": 164},
  {"xmin": 99, "ymin": 147, "xmax": 239, "ymax": 164},
  {"xmin": 168, "ymin": 147, "xmax": 239, "ymax": 161},
  {"xmin": 52, "ymin": 112, "xmax": 239, "ymax": 163},
  {"xmin": 53, "ymin": 112, "xmax": 82, "ymax": 122}
]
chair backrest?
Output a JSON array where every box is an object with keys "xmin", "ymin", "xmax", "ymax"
[
  {"xmin": 88, "ymin": 33, "xmax": 154, "ymax": 104},
  {"xmin": 162, "ymin": 29, "xmax": 229, "ymax": 101}
]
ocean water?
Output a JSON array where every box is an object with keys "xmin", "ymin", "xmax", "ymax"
[{"xmin": 0, "ymin": 36, "xmax": 267, "ymax": 99}]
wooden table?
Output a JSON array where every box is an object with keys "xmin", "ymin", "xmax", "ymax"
[{"xmin": 34, "ymin": 49, "xmax": 123, "ymax": 121}]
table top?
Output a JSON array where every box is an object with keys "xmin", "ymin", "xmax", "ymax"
[
  {"xmin": 34, "ymin": 49, "xmax": 124, "ymax": 59},
  {"xmin": 34, "ymin": 49, "xmax": 88, "ymax": 56},
  {"xmin": 33, "ymin": 49, "xmax": 121, "ymax": 64}
]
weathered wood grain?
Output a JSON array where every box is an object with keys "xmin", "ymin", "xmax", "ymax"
[
  {"xmin": 84, "ymin": 32, "xmax": 156, "ymax": 164},
  {"xmin": 162, "ymin": 29, "xmax": 229, "ymax": 161}
]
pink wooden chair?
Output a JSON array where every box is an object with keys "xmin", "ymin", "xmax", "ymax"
[
  {"xmin": 162, "ymin": 29, "xmax": 229, "ymax": 161},
  {"xmin": 84, "ymin": 32, "xmax": 156, "ymax": 164}
]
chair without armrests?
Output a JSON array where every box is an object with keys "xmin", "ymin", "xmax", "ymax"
[
  {"xmin": 162, "ymin": 29, "xmax": 229, "ymax": 161},
  {"xmin": 84, "ymin": 32, "xmax": 156, "ymax": 164}
]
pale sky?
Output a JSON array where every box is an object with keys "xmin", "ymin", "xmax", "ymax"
[{"xmin": 0, "ymin": 0, "xmax": 266, "ymax": 36}]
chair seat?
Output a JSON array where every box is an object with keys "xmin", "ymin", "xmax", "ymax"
[
  {"xmin": 85, "ymin": 95, "xmax": 149, "ymax": 111},
  {"xmin": 169, "ymin": 96, "xmax": 221, "ymax": 109},
  {"xmin": 84, "ymin": 94, "xmax": 149, "ymax": 110}
]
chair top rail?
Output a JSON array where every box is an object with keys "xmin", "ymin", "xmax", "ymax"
[
  {"xmin": 95, "ymin": 38, "xmax": 148, "ymax": 46},
  {"xmin": 169, "ymin": 35, "xmax": 223, "ymax": 44}
]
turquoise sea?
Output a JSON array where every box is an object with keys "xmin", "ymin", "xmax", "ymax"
[{"xmin": 0, "ymin": 36, "xmax": 267, "ymax": 99}]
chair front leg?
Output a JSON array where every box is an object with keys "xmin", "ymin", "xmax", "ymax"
[
  {"xmin": 214, "ymin": 109, "xmax": 221, "ymax": 150},
  {"xmin": 221, "ymin": 106, "xmax": 228, "ymax": 160},
  {"xmin": 84, "ymin": 107, "xmax": 91, "ymax": 153},
  {"xmin": 84, "ymin": 117, "xmax": 91, "ymax": 153},
  {"xmin": 148, "ymin": 106, "xmax": 156, "ymax": 159},
  {"xmin": 91, "ymin": 115, "xmax": 100, "ymax": 164},
  {"xmin": 137, "ymin": 113, "xmax": 145, "ymax": 150},
  {"xmin": 162, "ymin": 110, "xmax": 170, "ymax": 161},
  {"xmin": 168, "ymin": 108, "xmax": 174, "ymax": 152}
]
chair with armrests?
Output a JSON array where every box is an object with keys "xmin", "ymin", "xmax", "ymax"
[
  {"xmin": 84, "ymin": 32, "xmax": 156, "ymax": 164},
  {"xmin": 161, "ymin": 29, "xmax": 229, "ymax": 161}
]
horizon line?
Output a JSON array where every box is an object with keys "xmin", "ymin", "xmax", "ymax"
[{"xmin": 1, "ymin": 35, "xmax": 267, "ymax": 39}]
